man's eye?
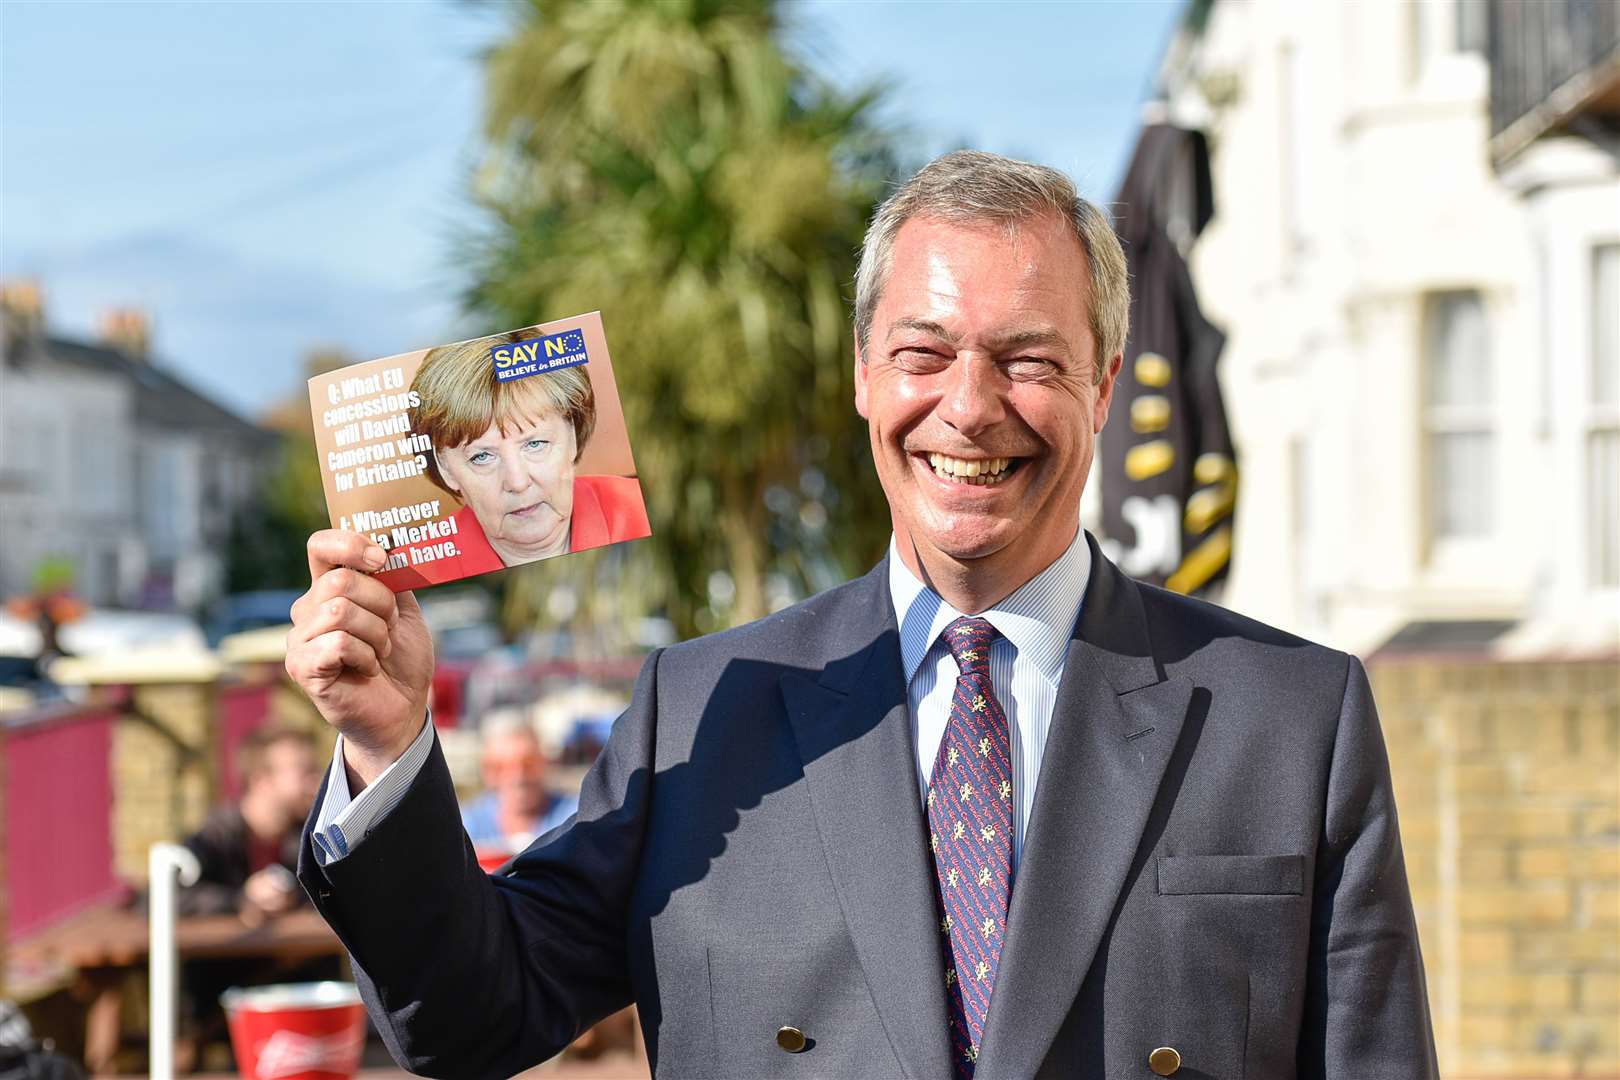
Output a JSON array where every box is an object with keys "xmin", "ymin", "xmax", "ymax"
[
  {"xmin": 1004, "ymin": 357, "xmax": 1055, "ymax": 378},
  {"xmin": 893, "ymin": 348, "xmax": 949, "ymax": 371}
]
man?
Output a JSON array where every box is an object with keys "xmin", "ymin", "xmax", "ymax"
[
  {"xmin": 168, "ymin": 726, "xmax": 324, "ymax": 1068},
  {"xmin": 460, "ymin": 710, "xmax": 577, "ymax": 849},
  {"xmin": 288, "ymin": 151, "xmax": 1438, "ymax": 1078},
  {"xmin": 178, "ymin": 726, "xmax": 321, "ymax": 920}
]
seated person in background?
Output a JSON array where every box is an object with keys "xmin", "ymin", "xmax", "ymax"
[
  {"xmin": 166, "ymin": 727, "xmax": 327, "ymax": 1071},
  {"xmin": 460, "ymin": 711, "xmax": 577, "ymax": 851},
  {"xmin": 178, "ymin": 727, "xmax": 321, "ymax": 923}
]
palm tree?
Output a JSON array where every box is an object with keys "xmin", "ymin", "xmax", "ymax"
[{"xmin": 465, "ymin": 0, "xmax": 895, "ymax": 638}]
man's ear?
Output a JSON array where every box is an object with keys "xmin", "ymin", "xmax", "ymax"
[
  {"xmin": 853, "ymin": 326, "xmax": 870, "ymax": 420},
  {"xmin": 1093, "ymin": 351, "xmax": 1123, "ymax": 433}
]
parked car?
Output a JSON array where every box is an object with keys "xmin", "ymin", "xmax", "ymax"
[{"xmin": 205, "ymin": 590, "xmax": 301, "ymax": 647}]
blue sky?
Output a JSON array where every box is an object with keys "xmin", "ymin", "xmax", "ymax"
[{"xmin": 1, "ymin": 1, "xmax": 1184, "ymax": 419}]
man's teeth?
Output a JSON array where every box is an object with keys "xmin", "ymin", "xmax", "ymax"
[{"xmin": 927, "ymin": 452, "xmax": 1015, "ymax": 485}]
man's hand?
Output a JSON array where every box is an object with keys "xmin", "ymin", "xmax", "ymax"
[
  {"xmin": 241, "ymin": 866, "xmax": 298, "ymax": 924},
  {"xmin": 286, "ymin": 531, "xmax": 434, "ymax": 790}
]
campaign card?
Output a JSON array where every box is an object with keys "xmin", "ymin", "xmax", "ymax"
[{"xmin": 308, "ymin": 312, "xmax": 650, "ymax": 591}]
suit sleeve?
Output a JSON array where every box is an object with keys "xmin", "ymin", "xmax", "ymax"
[
  {"xmin": 1297, "ymin": 655, "xmax": 1439, "ymax": 1078},
  {"xmin": 296, "ymin": 648, "xmax": 663, "ymax": 1079}
]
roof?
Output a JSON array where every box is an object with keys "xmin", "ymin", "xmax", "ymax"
[
  {"xmin": 1371, "ymin": 619, "xmax": 1519, "ymax": 657},
  {"xmin": 4, "ymin": 330, "xmax": 273, "ymax": 446}
]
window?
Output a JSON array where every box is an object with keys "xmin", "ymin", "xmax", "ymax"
[
  {"xmin": 1407, "ymin": 2, "xmax": 1429, "ymax": 84},
  {"xmin": 1589, "ymin": 244, "xmax": 1619, "ymax": 587},
  {"xmin": 1455, "ymin": 0, "xmax": 1487, "ymax": 54},
  {"xmin": 1424, "ymin": 291, "xmax": 1494, "ymax": 542}
]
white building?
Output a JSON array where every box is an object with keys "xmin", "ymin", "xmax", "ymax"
[
  {"xmin": 1155, "ymin": 0, "xmax": 1619, "ymax": 657},
  {"xmin": 0, "ymin": 286, "xmax": 273, "ymax": 611}
]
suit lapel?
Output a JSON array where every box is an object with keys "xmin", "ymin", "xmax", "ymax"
[
  {"xmin": 976, "ymin": 539, "xmax": 1193, "ymax": 1078},
  {"xmin": 780, "ymin": 564, "xmax": 952, "ymax": 1080}
]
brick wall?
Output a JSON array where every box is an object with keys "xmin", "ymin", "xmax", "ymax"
[
  {"xmin": 111, "ymin": 682, "xmax": 218, "ymax": 882},
  {"xmin": 108, "ymin": 671, "xmax": 332, "ymax": 885},
  {"xmin": 1372, "ymin": 656, "xmax": 1620, "ymax": 1077}
]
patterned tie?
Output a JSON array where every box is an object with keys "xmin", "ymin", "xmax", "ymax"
[{"xmin": 926, "ymin": 616, "xmax": 1013, "ymax": 1077}]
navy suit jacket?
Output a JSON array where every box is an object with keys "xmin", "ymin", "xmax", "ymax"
[{"xmin": 299, "ymin": 535, "xmax": 1438, "ymax": 1078}]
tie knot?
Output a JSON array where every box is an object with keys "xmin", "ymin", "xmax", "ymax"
[{"xmin": 943, "ymin": 616, "xmax": 997, "ymax": 676}]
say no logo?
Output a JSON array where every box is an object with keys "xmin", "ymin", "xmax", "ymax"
[{"xmin": 491, "ymin": 329, "xmax": 589, "ymax": 383}]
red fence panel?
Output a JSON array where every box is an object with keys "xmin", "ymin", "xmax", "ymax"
[
  {"xmin": 5, "ymin": 704, "xmax": 121, "ymax": 942},
  {"xmin": 217, "ymin": 682, "xmax": 274, "ymax": 803}
]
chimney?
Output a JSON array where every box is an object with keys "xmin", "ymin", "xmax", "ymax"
[
  {"xmin": 99, "ymin": 308, "xmax": 151, "ymax": 361},
  {"xmin": 0, "ymin": 279, "xmax": 46, "ymax": 339}
]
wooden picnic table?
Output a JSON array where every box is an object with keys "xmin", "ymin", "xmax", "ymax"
[
  {"xmin": 16, "ymin": 906, "xmax": 341, "ymax": 970},
  {"xmin": 13, "ymin": 907, "xmax": 644, "ymax": 1076},
  {"xmin": 10, "ymin": 905, "xmax": 344, "ymax": 1074}
]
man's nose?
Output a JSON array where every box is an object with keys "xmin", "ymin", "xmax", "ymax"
[{"xmin": 936, "ymin": 354, "xmax": 1006, "ymax": 436}]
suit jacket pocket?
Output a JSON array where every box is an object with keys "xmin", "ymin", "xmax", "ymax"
[
  {"xmin": 1157, "ymin": 854, "xmax": 1305, "ymax": 896},
  {"xmin": 706, "ymin": 933, "xmax": 900, "ymax": 1079}
]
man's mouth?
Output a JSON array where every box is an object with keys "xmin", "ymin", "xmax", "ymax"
[{"xmin": 925, "ymin": 452, "xmax": 1021, "ymax": 486}]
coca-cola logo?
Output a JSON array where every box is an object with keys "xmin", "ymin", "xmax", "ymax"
[{"xmin": 251, "ymin": 1028, "xmax": 363, "ymax": 1080}]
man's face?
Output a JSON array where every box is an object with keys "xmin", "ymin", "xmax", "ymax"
[
  {"xmin": 436, "ymin": 411, "xmax": 577, "ymax": 558},
  {"xmin": 855, "ymin": 212, "xmax": 1120, "ymax": 595},
  {"xmin": 261, "ymin": 741, "xmax": 321, "ymax": 828},
  {"xmin": 482, "ymin": 730, "xmax": 547, "ymax": 817}
]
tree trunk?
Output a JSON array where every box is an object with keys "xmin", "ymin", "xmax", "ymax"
[{"xmin": 721, "ymin": 474, "xmax": 769, "ymax": 626}]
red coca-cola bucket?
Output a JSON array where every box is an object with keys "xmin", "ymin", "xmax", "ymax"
[
  {"xmin": 475, "ymin": 839, "xmax": 522, "ymax": 873},
  {"xmin": 221, "ymin": 982, "xmax": 366, "ymax": 1080}
]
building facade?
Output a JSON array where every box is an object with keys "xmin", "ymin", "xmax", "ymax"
[
  {"xmin": 1152, "ymin": 2, "xmax": 1619, "ymax": 1074},
  {"xmin": 1158, "ymin": 0, "xmax": 1617, "ymax": 658},
  {"xmin": 0, "ymin": 285, "xmax": 273, "ymax": 612}
]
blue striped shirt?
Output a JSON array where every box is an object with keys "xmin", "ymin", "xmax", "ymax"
[
  {"xmin": 888, "ymin": 526, "xmax": 1091, "ymax": 871},
  {"xmin": 310, "ymin": 716, "xmax": 434, "ymax": 866}
]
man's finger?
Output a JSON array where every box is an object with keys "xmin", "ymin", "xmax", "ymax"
[
  {"xmin": 395, "ymin": 588, "xmax": 421, "ymax": 626},
  {"xmin": 309, "ymin": 595, "xmax": 393, "ymax": 659},
  {"xmin": 311, "ymin": 566, "xmax": 399, "ymax": 627},
  {"xmin": 291, "ymin": 629, "xmax": 382, "ymax": 682},
  {"xmin": 307, "ymin": 529, "xmax": 388, "ymax": 582}
]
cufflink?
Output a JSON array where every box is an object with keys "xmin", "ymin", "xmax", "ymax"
[{"xmin": 776, "ymin": 1026, "xmax": 807, "ymax": 1053}]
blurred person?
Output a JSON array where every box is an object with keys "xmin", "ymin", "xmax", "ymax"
[
  {"xmin": 289, "ymin": 151, "xmax": 1436, "ymax": 1078},
  {"xmin": 395, "ymin": 334, "xmax": 651, "ymax": 587},
  {"xmin": 166, "ymin": 727, "xmax": 330, "ymax": 1073},
  {"xmin": 0, "ymin": 1000, "xmax": 87, "ymax": 1080},
  {"xmin": 460, "ymin": 710, "xmax": 577, "ymax": 849},
  {"xmin": 177, "ymin": 726, "xmax": 321, "ymax": 922},
  {"xmin": 5, "ymin": 568, "xmax": 86, "ymax": 694}
]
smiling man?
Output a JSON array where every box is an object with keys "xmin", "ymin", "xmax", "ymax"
[
  {"xmin": 287, "ymin": 151, "xmax": 1438, "ymax": 1079},
  {"xmin": 855, "ymin": 200, "xmax": 1119, "ymax": 615}
]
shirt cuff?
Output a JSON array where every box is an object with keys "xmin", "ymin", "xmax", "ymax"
[{"xmin": 310, "ymin": 713, "xmax": 435, "ymax": 866}]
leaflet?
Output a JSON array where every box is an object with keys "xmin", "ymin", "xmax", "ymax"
[{"xmin": 308, "ymin": 312, "xmax": 650, "ymax": 591}]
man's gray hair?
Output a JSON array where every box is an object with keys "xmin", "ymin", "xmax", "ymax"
[
  {"xmin": 480, "ymin": 706, "xmax": 539, "ymax": 746},
  {"xmin": 854, "ymin": 150, "xmax": 1130, "ymax": 382}
]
